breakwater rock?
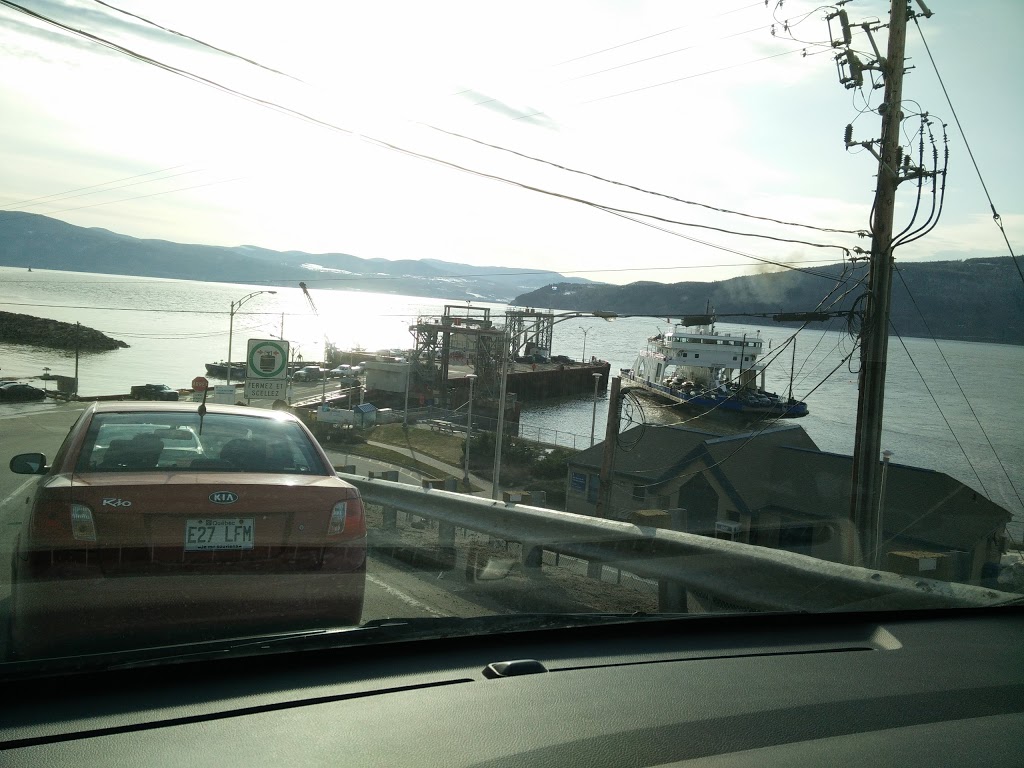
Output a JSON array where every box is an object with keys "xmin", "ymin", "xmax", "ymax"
[{"xmin": 0, "ymin": 312, "xmax": 129, "ymax": 351}]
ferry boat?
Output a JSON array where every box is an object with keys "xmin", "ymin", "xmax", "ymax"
[{"xmin": 620, "ymin": 317, "xmax": 808, "ymax": 418}]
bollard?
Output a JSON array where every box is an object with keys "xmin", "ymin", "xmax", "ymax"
[{"xmin": 444, "ymin": 477, "xmax": 459, "ymax": 492}]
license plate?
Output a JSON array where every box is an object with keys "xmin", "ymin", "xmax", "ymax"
[{"xmin": 184, "ymin": 518, "xmax": 255, "ymax": 551}]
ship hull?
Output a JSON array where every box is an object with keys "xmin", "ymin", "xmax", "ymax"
[{"xmin": 622, "ymin": 370, "xmax": 808, "ymax": 418}]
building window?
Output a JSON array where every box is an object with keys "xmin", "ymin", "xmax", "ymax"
[
  {"xmin": 632, "ymin": 484, "xmax": 646, "ymax": 501},
  {"xmin": 694, "ymin": 353, "xmax": 699, "ymax": 359}
]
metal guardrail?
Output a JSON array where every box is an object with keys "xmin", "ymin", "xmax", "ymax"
[{"xmin": 342, "ymin": 474, "xmax": 1013, "ymax": 613}]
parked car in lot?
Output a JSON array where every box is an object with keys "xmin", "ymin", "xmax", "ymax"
[
  {"xmin": 0, "ymin": 382, "xmax": 46, "ymax": 401},
  {"xmin": 291, "ymin": 365, "xmax": 325, "ymax": 382},
  {"xmin": 7, "ymin": 402, "xmax": 367, "ymax": 659},
  {"xmin": 129, "ymin": 383, "xmax": 179, "ymax": 401},
  {"xmin": 328, "ymin": 364, "xmax": 351, "ymax": 378}
]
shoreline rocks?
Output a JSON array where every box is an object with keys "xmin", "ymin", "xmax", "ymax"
[{"xmin": 0, "ymin": 311, "xmax": 129, "ymax": 351}]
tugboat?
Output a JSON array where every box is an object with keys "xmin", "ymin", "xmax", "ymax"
[
  {"xmin": 620, "ymin": 315, "xmax": 808, "ymax": 418},
  {"xmin": 204, "ymin": 361, "xmax": 247, "ymax": 380}
]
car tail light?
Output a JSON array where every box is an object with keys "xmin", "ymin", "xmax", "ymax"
[
  {"xmin": 328, "ymin": 501, "xmax": 347, "ymax": 536},
  {"xmin": 70, "ymin": 504, "xmax": 97, "ymax": 542}
]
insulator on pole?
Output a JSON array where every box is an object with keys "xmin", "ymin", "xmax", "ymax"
[
  {"xmin": 845, "ymin": 124, "xmax": 854, "ymax": 146},
  {"xmin": 838, "ymin": 9, "xmax": 853, "ymax": 45}
]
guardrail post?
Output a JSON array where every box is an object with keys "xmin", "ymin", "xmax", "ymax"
[
  {"xmin": 382, "ymin": 505, "xmax": 398, "ymax": 530},
  {"xmin": 658, "ymin": 557, "xmax": 688, "ymax": 612},
  {"xmin": 439, "ymin": 520, "xmax": 456, "ymax": 555},
  {"xmin": 521, "ymin": 541, "xmax": 543, "ymax": 569},
  {"xmin": 658, "ymin": 580, "xmax": 687, "ymax": 612},
  {"xmin": 338, "ymin": 464, "xmax": 356, "ymax": 474}
]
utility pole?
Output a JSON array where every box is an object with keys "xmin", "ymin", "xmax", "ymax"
[
  {"xmin": 847, "ymin": 0, "xmax": 909, "ymax": 566},
  {"xmin": 594, "ymin": 376, "xmax": 621, "ymax": 519}
]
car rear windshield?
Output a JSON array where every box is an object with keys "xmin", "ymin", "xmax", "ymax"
[{"xmin": 75, "ymin": 412, "xmax": 330, "ymax": 475}]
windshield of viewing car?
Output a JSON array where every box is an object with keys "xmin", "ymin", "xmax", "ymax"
[{"xmin": 0, "ymin": 0, "xmax": 1021, "ymax": 674}]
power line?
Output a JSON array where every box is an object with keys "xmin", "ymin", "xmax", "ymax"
[
  {"xmin": 598, "ymin": 207, "xmax": 857, "ymax": 282},
  {"xmin": 912, "ymin": 14, "xmax": 1023, "ymax": 286},
  {"xmin": 6, "ymin": 168, "xmax": 204, "ymax": 211},
  {"xmin": 423, "ymin": 125, "xmax": 868, "ymax": 237},
  {"xmin": 555, "ymin": 1, "xmax": 764, "ymax": 66},
  {"xmin": 568, "ymin": 24, "xmax": 770, "ymax": 82},
  {"xmin": 894, "ymin": 266, "xmax": 1023, "ymax": 510},
  {"xmin": 22, "ymin": 177, "xmax": 244, "ymax": 215},
  {"xmin": 1, "ymin": 0, "xmax": 853, "ymax": 286},
  {"xmin": 582, "ymin": 47, "xmax": 806, "ymax": 105},
  {"xmin": 2, "ymin": 165, "xmax": 188, "ymax": 209},
  {"xmin": 887, "ymin": 317, "xmax": 990, "ymax": 497},
  {"xmin": 91, "ymin": 0, "xmax": 304, "ymax": 82}
]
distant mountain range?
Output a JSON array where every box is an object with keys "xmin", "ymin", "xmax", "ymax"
[
  {"xmin": 513, "ymin": 258, "xmax": 1024, "ymax": 346},
  {"xmin": 2, "ymin": 212, "xmax": 1019, "ymax": 346},
  {"xmin": 0, "ymin": 212, "xmax": 594, "ymax": 302}
]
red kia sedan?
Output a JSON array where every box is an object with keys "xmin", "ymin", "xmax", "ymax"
[{"xmin": 8, "ymin": 402, "xmax": 366, "ymax": 659}]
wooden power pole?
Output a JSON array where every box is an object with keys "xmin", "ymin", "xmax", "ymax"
[{"xmin": 849, "ymin": 0, "xmax": 909, "ymax": 567}]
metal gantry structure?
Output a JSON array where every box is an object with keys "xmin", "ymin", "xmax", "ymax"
[{"xmin": 406, "ymin": 307, "xmax": 613, "ymax": 409}]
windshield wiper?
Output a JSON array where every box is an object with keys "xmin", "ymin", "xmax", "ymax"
[
  {"xmin": 4, "ymin": 612, "xmax": 699, "ymax": 679},
  {"xmin": 99, "ymin": 612, "xmax": 691, "ymax": 670}
]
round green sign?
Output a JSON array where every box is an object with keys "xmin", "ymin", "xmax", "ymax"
[{"xmin": 247, "ymin": 340, "xmax": 288, "ymax": 378}]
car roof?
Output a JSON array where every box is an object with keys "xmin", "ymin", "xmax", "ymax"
[{"xmin": 86, "ymin": 401, "xmax": 301, "ymax": 424}]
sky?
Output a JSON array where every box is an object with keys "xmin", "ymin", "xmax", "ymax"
[{"xmin": 0, "ymin": 0, "xmax": 1021, "ymax": 287}]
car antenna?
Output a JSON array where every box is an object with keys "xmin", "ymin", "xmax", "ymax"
[{"xmin": 197, "ymin": 387, "xmax": 208, "ymax": 434}]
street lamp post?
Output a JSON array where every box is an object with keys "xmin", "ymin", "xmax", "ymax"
[
  {"xmin": 590, "ymin": 372, "xmax": 602, "ymax": 446},
  {"xmin": 463, "ymin": 374, "xmax": 477, "ymax": 489},
  {"xmin": 491, "ymin": 333, "xmax": 510, "ymax": 500},
  {"xmin": 491, "ymin": 312, "xmax": 616, "ymax": 499},
  {"xmin": 227, "ymin": 290, "xmax": 277, "ymax": 385},
  {"xmin": 579, "ymin": 326, "xmax": 591, "ymax": 362},
  {"xmin": 403, "ymin": 362, "xmax": 412, "ymax": 429}
]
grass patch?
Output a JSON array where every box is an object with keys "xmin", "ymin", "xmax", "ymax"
[{"xmin": 368, "ymin": 422, "xmax": 466, "ymax": 465}]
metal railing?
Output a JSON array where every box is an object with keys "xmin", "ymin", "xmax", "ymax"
[
  {"xmin": 343, "ymin": 474, "xmax": 1012, "ymax": 614},
  {"xmin": 401, "ymin": 407, "xmax": 589, "ymax": 449}
]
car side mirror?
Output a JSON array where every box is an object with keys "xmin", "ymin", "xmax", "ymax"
[{"xmin": 10, "ymin": 452, "xmax": 48, "ymax": 475}]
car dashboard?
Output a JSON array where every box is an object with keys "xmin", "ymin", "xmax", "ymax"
[{"xmin": 0, "ymin": 607, "xmax": 1021, "ymax": 766}]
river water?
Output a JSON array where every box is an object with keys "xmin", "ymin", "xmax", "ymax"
[{"xmin": 1, "ymin": 267, "xmax": 1021, "ymax": 533}]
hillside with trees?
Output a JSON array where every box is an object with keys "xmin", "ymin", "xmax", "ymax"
[{"xmin": 513, "ymin": 258, "xmax": 1023, "ymax": 345}]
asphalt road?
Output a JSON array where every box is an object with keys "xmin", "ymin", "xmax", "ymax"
[{"xmin": 0, "ymin": 398, "xmax": 499, "ymax": 661}]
